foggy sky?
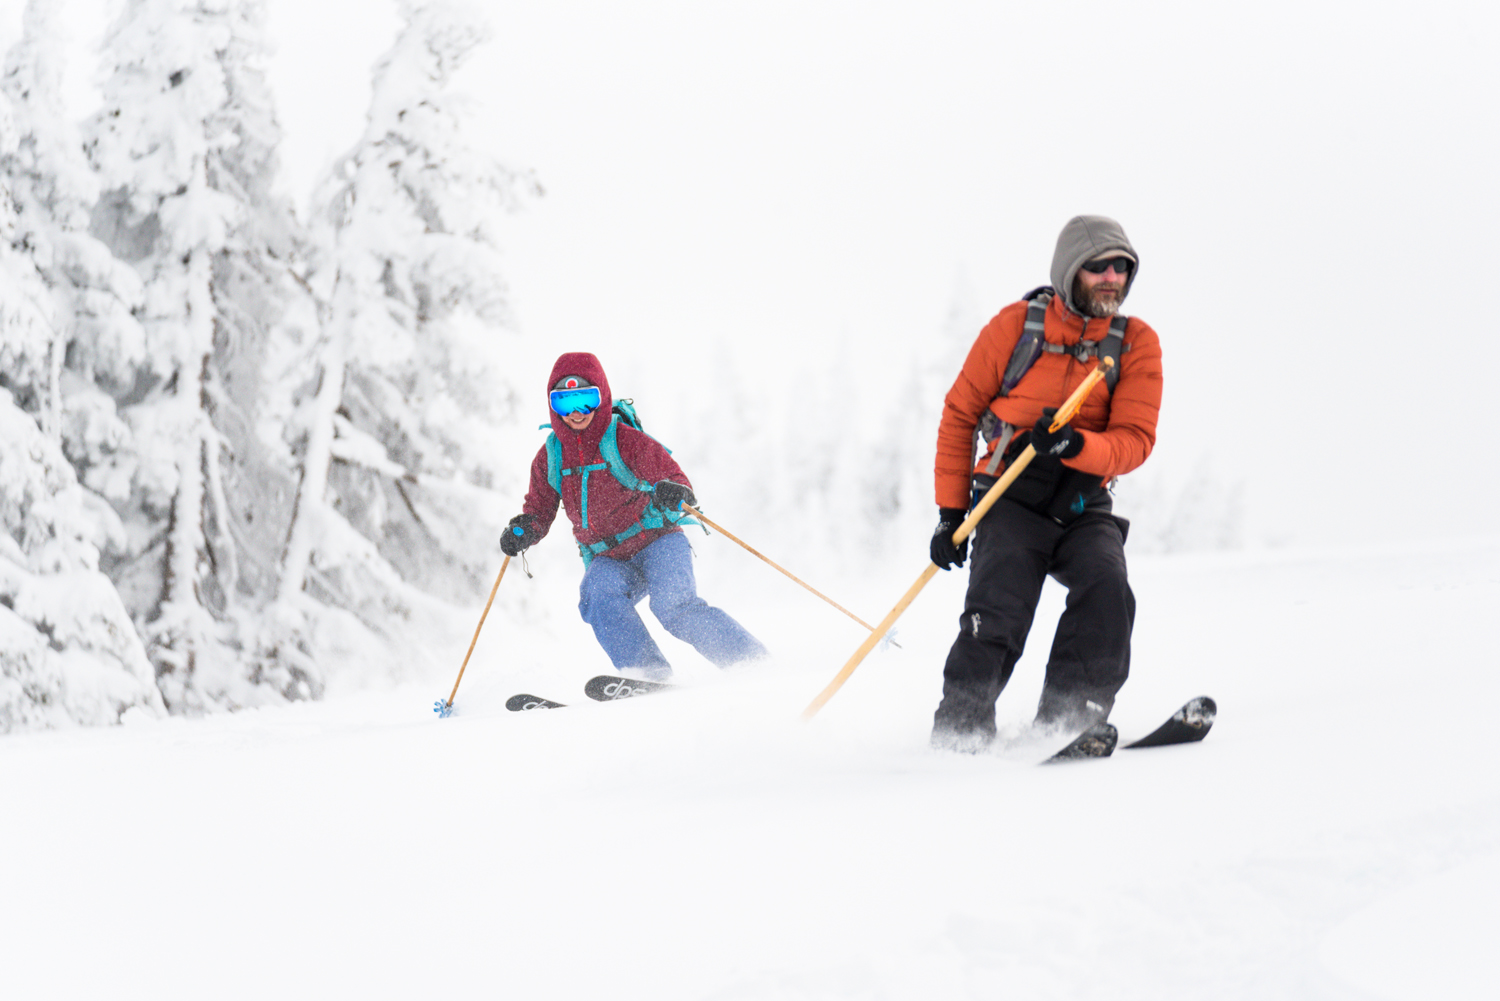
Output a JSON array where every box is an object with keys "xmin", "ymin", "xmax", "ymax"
[{"xmin": 8, "ymin": 0, "xmax": 1498, "ymax": 548}]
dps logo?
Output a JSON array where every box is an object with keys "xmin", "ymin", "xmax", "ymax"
[{"xmin": 600, "ymin": 680, "xmax": 651, "ymax": 700}]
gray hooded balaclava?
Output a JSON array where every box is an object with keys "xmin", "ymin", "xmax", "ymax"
[{"xmin": 1049, "ymin": 215, "xmax": 1140, "ymax": 316}]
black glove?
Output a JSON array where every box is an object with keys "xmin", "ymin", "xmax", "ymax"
[
  {"xmin": 652, "ymin": 480, "xmax": 697, "ymax": 514},
  {"xmin": 500, "ymin": 514, "xmax": 539, "ymax": 557},
  {"xmin": 1030, "ymin": 407, "xmax": 1084, "ymax": 461},
  {"xmin": 930, "ymin": 508, "xmax": 969, "ymax": 570}
]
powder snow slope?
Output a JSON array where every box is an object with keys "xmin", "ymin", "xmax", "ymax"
[{"xmin": 1, "ymin": 538, "xmax": 1496, "ymax": 1000}]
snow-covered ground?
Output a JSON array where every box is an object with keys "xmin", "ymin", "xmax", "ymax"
[{"xmin": 2, "ymin": 536, "xmax": 1496, "ymax": 1000}]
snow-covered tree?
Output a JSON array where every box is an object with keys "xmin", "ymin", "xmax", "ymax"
[
  {"xmin": 275, "ymin": 0, "xmax": 538, "ymax": 652},
  {"xmin": 0, "ymin": 4, "xmax": 174, "ymax": 733},
  {"xmin": 0, "ymin": 385, "xmax": 167, "ymax": 732},
  {"xmin": 0, "ymin": 94, "xmax": 57, "ymax": 433},
  {"xmin": 3, "ymin": 0, "xmax": 147, "ymax": 526},
  {"xmin": 0, "ymin": 4, "xmax": 73, "ymax": 443},
  {"xmin": 82, "ymin": 0, "xmax": 310, "ymax": 711}
]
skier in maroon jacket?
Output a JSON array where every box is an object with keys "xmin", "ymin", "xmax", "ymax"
[{"xmin": 501, "ymin": 352, "xmax": 767, "ymax": 679}]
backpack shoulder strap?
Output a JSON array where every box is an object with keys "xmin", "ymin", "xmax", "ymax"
[
  {"xmin": 1000, "ymin": 290, "xmax": 1052, "ymax": 397},
  {"xmin": 1100, "ymin": 315, "xmax": 1129, "ymax": 393},
  {"xmin": 542, "ymin": 429, "xmax": 563, "ymax": 494},
  {"xmin": 598, "ymin": 414, "xmax": 652, "ymax": 492}
]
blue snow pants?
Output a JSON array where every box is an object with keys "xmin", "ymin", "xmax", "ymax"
[{"xmin": 578, "ymin": 531, "xmax": 767, "ymax": 679}]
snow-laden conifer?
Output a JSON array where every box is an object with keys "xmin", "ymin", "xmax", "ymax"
[
  {"xmin": 82, "ymin": 0, "xmax": 311, "ymax": 711},
  {"xmin": 3, "ymin": 0, "xmax": 146, "ymax": 532},
  {"xmin": 0, "ymin": 384, "xmax": 167, "ymax": 732},
  {"xmin": 273, "ymin": 0, "xmax": 538, "ymax": 678},
  {"xmin": 0, "ymin": 6, "xmax": 150, "ymax": 731},
  {"xmin": 0, "ymin": 3, "xmax": 74, "ymax": 444}
]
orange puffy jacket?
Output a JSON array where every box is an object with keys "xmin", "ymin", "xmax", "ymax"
[{"xmin": 934, "ymin": 294, "xmax": 1163, "ymax": 509}]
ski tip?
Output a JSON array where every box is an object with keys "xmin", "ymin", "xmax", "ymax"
[
  {"xmin": 1170, "ymin": 695, "xmax": 1217, "ymax": 733},
  {"xmin": 1122, "ymin": 695, "xmax": 1217, "ymax": 749},
  {"xmin": 1186, "ymin": 695, "xmax": 1217, "ymax": 725}
]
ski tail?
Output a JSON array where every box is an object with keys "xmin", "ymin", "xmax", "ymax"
[
  {"xmin": 1042, "ymin": 722, "xmax": 1118, "ymax": 763},
  {"xmin": 506, "ymin": 694, "xmax": 566, "ymax": 711},
  {"xmin": 583, "ymin": 675, "xmax": 675, "ymax": 702}
]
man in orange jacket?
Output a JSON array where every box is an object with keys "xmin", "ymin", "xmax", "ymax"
[{"xmin": 929, "ymin": 215, "xmax": 1163, "ymax": 751}]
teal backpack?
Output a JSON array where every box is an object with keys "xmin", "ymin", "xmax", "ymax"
[{"xmin": 541, "ymin": 399, "xmax": 699, "ymax": 565}]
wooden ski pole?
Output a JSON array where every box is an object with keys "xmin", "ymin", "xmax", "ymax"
[
  {"xmin": 801, "ymin": 358, "xmax": 1114, "ymax": 720},
  {"xmin": 680, "ymin": 503, "xmax": 898, "ymax": 646},
  {"xmin": 437, "ymin": 555, "xmax": 510, "ymax": 716}
]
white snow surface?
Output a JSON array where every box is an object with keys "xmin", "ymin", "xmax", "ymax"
[{"xmin": 2, "ymin": 536, "xmax": 1496, "ymax": 1000}]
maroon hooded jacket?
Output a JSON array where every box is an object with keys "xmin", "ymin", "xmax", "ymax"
[{"xmin": 520, "ymin": 352, "xmax": 691, "ymax": 562}]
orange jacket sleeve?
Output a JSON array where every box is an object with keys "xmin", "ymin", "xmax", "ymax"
[
  {"xmin": 933, "ymin": 304, "xmax": 1025, "ymax": 509},
  {"xmin": 1066, "ymin": 318, "xmax": 1162, "ymax": 481}
]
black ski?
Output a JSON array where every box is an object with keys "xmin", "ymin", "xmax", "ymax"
[
  {"xmin": 1042, "ymin": 722, "xmax": 1119, "ymax": 763},
  {"xmin": 505, "ymin": 693, "xmax": 566, "ymax": 711},
  {"xmin": 1123, "ymin": 695, "xmax": 1216, "ymax": 749},
  {"xmin": 583, "ymin": 675, "xmax": 675, "ymax": 702},
  {"xmin": 1039, "ymin": 696, "xmax": 1215, "ymax": 763}
]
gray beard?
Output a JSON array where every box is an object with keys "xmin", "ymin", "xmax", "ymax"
[
  {"xmin": 1075, "ymin": 282, "xmax": 1124, "ymax": 318},
  {"xmin": 1086, "ymin": 296, "xmax": 1120, "ymax": 318}
]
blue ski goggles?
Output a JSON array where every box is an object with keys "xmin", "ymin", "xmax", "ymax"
[{"xmin": 549, "ymin": 385, "xmax": 602, "ymax": 416}]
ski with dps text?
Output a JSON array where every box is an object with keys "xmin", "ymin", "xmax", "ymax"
[{"xmin": 501, "ymin": 675, "xmax": 675, "ymax": 711}]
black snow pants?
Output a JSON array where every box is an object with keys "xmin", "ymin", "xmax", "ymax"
[{"xmin": 931, "ymin": 496, "xmax": 1135, "ymax": 749}]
